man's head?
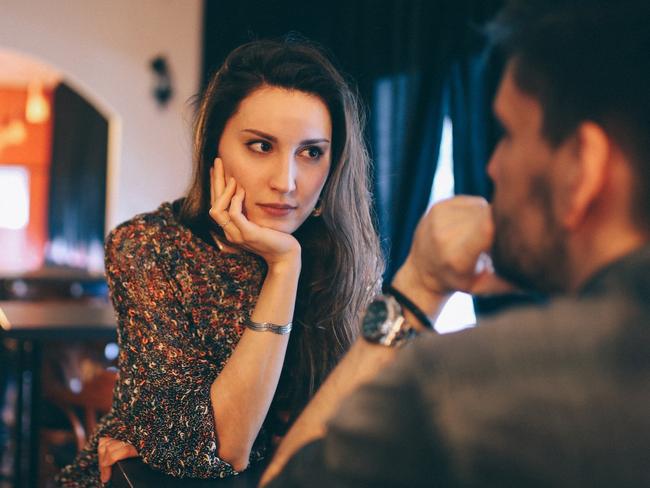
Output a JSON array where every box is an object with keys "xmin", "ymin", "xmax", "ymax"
[{"xmin": 486, "ymin": 0, "xmax": 650, "ymax": 293}]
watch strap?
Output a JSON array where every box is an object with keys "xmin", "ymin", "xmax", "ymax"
[{"xmin": 383, "ymin": 283, "xmax": 435, "ymax": 331}]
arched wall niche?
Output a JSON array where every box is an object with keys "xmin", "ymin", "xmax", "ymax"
[
  {"xmin": 0, "ymin": 0, "xmax": 203, "ymax": 272},
  {"xmin": 0, "ymin": 0, "xmax": 203, "ymax": 231},
  {"xmin": 0, "ymin": 48, "xmax": 118, "ymax": 272}
]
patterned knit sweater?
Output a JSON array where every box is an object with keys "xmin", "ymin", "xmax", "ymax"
[{"xmin": 56, "ymin": 201, "xmax": 272, "ymax": 486}]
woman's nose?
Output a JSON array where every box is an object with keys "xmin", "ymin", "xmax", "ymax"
[{"xmin": 269, "ymin": 155, "xmax": 297, "ymax": 194}]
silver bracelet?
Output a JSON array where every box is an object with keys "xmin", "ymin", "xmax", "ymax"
[{"xmin": 244, "ymin": 318, "xmax": 292, "ymax": 335}]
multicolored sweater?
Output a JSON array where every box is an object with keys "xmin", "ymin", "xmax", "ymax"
[{"xmin": 57, "ymin": 201, "xmax": 272, "ymax": 485}]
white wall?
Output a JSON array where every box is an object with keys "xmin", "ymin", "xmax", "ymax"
[{"xmin": 0, "ymin": 0, "xmax": 203, "ymax": 229}]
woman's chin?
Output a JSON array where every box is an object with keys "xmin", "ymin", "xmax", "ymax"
[{"xmin": 250, "ymin": 217, "xmax": 301, "ymax": 234}]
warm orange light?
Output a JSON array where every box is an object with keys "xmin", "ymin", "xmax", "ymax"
[
  {"xmin": 0, "ymin": 119, "xmax": 27, "ymax": 155},
  {"xmin": 25, "ymin": 81, "xmax": 50, "ymax": 124}
]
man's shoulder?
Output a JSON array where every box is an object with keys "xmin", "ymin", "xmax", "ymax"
[
  {"xmin": 395, "ymin": 294, "xmax": 650, "ymax": 486},
  {"xmin": 321, "ymin": 293, "xmax": 649, "ymax": 487},
  {"xmin": 407, "ymin": 294, "xmax": 644, "ymax": 382}
]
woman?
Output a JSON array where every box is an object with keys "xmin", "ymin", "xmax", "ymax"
[{"xmin": 56, "ymin": 39, "xmax": 383, "ymax": 486}]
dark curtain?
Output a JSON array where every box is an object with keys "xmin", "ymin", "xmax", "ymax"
[
  {"xmin": 203, "ymin": 0, "xmax": 503, "ymax": 278},
  {"xmin": 48, "ymin": 82, "xmax": 108, "ymax": 266},
  {"xmin": 450, "ymin": 47, "xmax": 504, "ymax": 199}
]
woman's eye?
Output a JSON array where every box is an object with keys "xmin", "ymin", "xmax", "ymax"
[
  {"xmin": 300, "ymin": 146, "xmax": 324, "ymax": 160},
  {"xmin": 247, "ymin": 140, "xmax": 272, "ymax": 153}
]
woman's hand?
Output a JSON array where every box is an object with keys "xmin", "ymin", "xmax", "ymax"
[
  {"xmin": 98, "ymin": 436, "xmax": 139, "ymax": 483},
  {"xmin": 209, "ymin": 157, "xmax": 301, "ymax": 269}
]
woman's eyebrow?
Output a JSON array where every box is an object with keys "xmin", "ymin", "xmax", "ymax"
[
  {"xmin": 241, "ymin": 128, "xmax": 277, "ymax": 142},
  {"xmin": 301, "ymin": 138, "xmax": 330, "ymax": 145},
  {"xmin": 241, "ymin": 128, "xmax": 330, "ymax": 145}
]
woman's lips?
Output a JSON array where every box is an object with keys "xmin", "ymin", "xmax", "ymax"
[{"xmin": 257, "ymin": 203, "xmax": 297, "ymax": 217}]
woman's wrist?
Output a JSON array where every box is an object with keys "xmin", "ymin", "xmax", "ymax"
[{"xmin": 265, "ymin": 248, "xmax": 302, "ymax": 276}]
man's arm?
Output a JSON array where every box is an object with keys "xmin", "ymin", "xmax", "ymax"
[
  {"xmin": 260, "ymin": 250, "xmax": 451, "ymax": 485},
  {"xmin": 261, "ymin": 196, "xmax": 499, "ymax": 485},
  {"xmin": 260, "ymin": 338, "xmax": 399, "ymax": 485},
  {"xmin": 263, "ymin": 333, "xmax": 457, "ymax": 488}
]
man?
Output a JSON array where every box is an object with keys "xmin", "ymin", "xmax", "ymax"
[{"xmin": 261, "ymin": 0, "xmax": 650, "ymax": 486}]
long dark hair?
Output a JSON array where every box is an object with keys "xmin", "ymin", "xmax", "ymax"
[{"xmin": 180, "ymin": 39, "xmax": 383, "ymax": 418}]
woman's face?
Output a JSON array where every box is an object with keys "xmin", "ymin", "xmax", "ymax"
[{"xmin": 217, "ymin": 86, "xmax": 332, "ymax": 234}]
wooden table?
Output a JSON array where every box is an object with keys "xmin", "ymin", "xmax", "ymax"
[
  {"xmin": 113, "ymin": 458, "xmax": 266, "ymax": 488},
  {"xmin": 0, "ymin": 300, "xmax": 116, "ymax": 487}
]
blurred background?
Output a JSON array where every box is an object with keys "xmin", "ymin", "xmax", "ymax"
[{"xmin": 0, "ymin": 0, "xmax": 509, "ymax": 485}]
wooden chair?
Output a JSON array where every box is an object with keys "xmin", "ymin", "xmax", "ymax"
[
  {"xmin": 43, "ymin": 368, "xmax": 117, "ymax": 451},
  {"xmin": 38, "ymin": 368, "xmax": 116, "ymax": 484}
]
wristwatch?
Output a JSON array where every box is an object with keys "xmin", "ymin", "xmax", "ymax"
[{"xmin": 361, "ymin": 294, "xmax": 418, "ymax": 347}]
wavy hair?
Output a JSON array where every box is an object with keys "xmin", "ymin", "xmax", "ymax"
[{"xmin": 180, "ymin": 39, "xmax": 383, "ymax": 418}]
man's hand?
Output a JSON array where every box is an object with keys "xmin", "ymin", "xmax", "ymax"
[
  {"xmin": 410, "ymin": 195, "xmax": 494, "ymax": 293},
  {"xmin": 392, "ymin": 196, "xmax": 512, "ymax": 318},
  {"xmin": 98, "ymin": 437, "xmax": 139, "ymax": 483}
]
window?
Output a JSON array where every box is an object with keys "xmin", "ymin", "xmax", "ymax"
[
  {"xmin": 428, "ymin": 117, "xmax": 477, "ymax": 334},
  {"xmin": 0, "ymin": 165, "xmax": 30, "ymax": 230}
]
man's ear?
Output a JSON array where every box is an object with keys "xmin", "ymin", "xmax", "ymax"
[{"xmin": 559, "ymin": 122, "xmax": 611, "ymax": 230}]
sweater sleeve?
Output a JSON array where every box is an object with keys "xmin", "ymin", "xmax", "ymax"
[{"xmin": 105, "ymin": 221, "xmax": 249, "ymax": 478}]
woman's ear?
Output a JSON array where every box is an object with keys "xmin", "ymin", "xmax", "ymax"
[{"xmin": 559, "ymin": 122, "xmax": 611, "ymax": 230}]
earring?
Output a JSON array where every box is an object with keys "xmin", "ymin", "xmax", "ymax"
[{"xmin": 312, "ymin": 201, "xmax": 323, "ymax": 217}]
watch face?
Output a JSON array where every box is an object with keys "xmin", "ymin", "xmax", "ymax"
[{"xmin": 362, "ymin": 299, "xmax": 389, "ymax": 341}]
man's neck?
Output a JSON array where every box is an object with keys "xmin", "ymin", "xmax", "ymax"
[{"xmin": 568, "ymin": 229, "xmax": 649, "ymax": 292}]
